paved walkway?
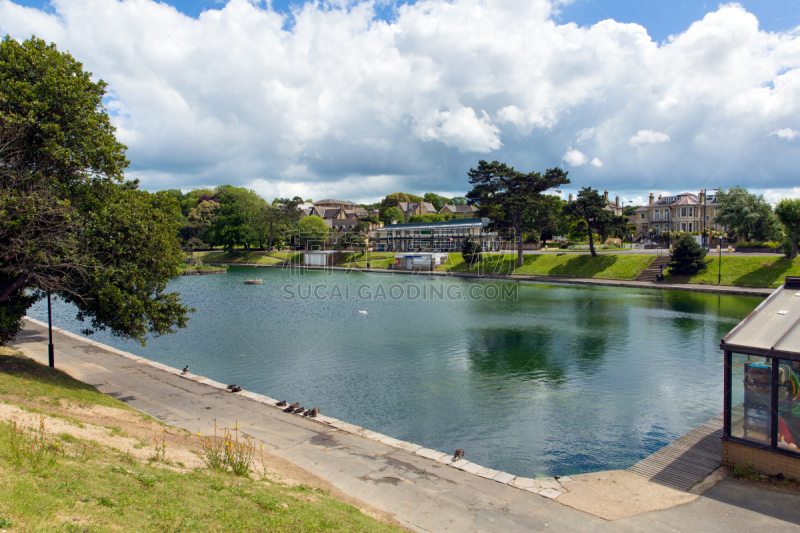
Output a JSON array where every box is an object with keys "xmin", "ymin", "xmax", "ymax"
[{"xmin": 9, "ymin": 320, "xmax": 799, "ymax": 532}]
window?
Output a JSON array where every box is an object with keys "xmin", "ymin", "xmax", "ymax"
[
  {"xmin": 681, "ymin": 207, "xmax": 687, "ymax": 217},
  {"xmin": 641, "ymin": 213, "xmax": 645, "ymax": 219},
  {"xmin": 689, "ymin": 207, "xmax": 693, "ymax": 217},
  {"xmin": 706, "ymin": 215, "xmax": 710, "ymax": 221},
  {"xmin": 689, "ymin": 223, "xmax": 693, "ymax": 232},
  {"xmin": 682, "ymin": 223, "xmax": 687, "ymax": 231},
  {"xmin": 655, "ymin": 210, "xmax": 660, "ymax": 221},
  {"xmin": 665, "ymin": 210, "xmax": 670, "ymax": 220}
]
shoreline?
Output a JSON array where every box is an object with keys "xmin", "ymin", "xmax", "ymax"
[{"xmin": 204, "ymin": 262, "xmax": 774, "ymax": 297}]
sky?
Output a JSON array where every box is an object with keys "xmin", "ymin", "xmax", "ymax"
[{"xmin": 2, "ymin": 0, "xmax": 800, "ymax": 206}]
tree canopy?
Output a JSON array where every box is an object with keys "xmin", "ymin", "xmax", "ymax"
[
  {"xmin": 466, "ymin": 161, "xmax": 569, "ymax": 266},
  {"xmin": 381, "ymin": 206, "xmax": 405, "ymax": 225},
  {"xmin": 714, "ymin": 186, "xmax": 782, "ymax": 242},
  {"xmin": 297, "ymin": 215, "xmax": 329, "ymax": 249},
  {"xmin": 0, "ymin": 36, "xmax": 190, "ymax": 345},
  {"xmin": 775, "ymin": 198, "xmax": 800, "ymax": 259},
  {"xmin": 562, "ymin": 187, "xmax": 628, "ymax": 256}
]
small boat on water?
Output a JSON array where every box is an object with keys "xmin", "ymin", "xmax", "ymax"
[{"xmin": 244, "ymin": 279, "xmax": 263, "ymax": 285}]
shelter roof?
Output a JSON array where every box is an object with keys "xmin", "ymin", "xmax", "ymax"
[{"xmin": 721, "ymin": 277, "xmax": 800, "ymax": 361}]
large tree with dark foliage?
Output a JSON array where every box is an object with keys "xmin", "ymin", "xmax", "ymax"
[
  {"xmin": 668, "ymin": 233, "xmax": 708, "ymax": 275},
  {"xmin": 562, "ymin": 187, "xmax": 628, "ymax": 256},
  {"xmin": 0, "ymin": 36, "xmax": 190, "ymax": 345},
  {"xmin": 714, "ymin": 186, "xmax": 782, "ymax": 242},
  {"xmin": 466, "ymin": 161, "xmax": 569, "ymax": 267}
]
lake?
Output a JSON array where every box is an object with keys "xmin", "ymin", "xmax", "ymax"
[{"xmin": 28, "ymin": 266, "xmax": 762, "ymax": 478}]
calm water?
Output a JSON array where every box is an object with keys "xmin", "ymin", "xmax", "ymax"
[{"xmin": 29, "ymin": 267, "xmax": 762, "ymax": 477}]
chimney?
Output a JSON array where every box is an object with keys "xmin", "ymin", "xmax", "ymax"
[
  {"xmin": 568, "ymin": 193, "xmax": 573, "ymax": 202},
  {"xmin": 649, "ymin": 193, "xmax": 654, "ymax": 204},
  {"xmin": 699, "ymin": 190, "xmax": 705, "ymax": 203},
  {"xmin": 604, "ymin": 189, "xmax": 608, "ymax": 202},
  {"xmin": 615, "ymin": 195, "xmax": 619, "ymax": 207}
]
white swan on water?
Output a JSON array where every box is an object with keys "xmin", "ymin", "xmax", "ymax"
[{"xmin": 359, "ymin": 308, "xmax": 368, "ymax": 315}]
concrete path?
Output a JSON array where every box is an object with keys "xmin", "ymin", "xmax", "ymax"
[{"xmin": 9, "ymin": 320, "xmax": 799, "ymax": 532}]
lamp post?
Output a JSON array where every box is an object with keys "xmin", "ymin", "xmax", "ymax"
[
  {"xmin": 718, "ymin": 241, "xmax": 722, "ymax": 285},
  {"xmin": 47, "ymin": 292, "xmax": 55, "ymax": 368},
  {"xmin": 703, "ymin": 188, "xmax": 718, "ymax": 249}
]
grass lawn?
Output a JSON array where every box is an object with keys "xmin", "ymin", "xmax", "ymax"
[
  {"xmin": 666, "ymin": 256, "xmax": 800, "ymax": 288},
  {"xmin": 178, "ymin": 264, "xmax": 228, "ymax": 273},
  {"xmin": 0, "ymin": 347, "xmax": 402, "ymax": 532},
  {"xmin": 440, "ymin": 253, "xmax": 655, "ymax": 280},
  {"xmin": 336, "ymin": 252, "xmax": 396, "ymax": 269},
  {"xmin": 196, "ymin": 251, "xmax": 302, "ymax": 265}
]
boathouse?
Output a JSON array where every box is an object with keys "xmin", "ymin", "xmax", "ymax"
[{"xmin": 719, "ymin": 276, "xmax": 800, "ymax": 478}]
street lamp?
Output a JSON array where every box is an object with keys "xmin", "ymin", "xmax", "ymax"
[
  {"xmin": 703, "ymin": 188, "xmax": 718, "ymax": 249},
  {"xmin": 47, "ymin": 292, "xmax": 55, "ymax": 368}
]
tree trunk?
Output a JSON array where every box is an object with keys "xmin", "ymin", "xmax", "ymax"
[
  {"xmin": 587, "ymin": 218, "xmax": 597, "ymax": 257},
  {"xmin": 0, "ymin": 273, "xmax": 29, "ymax": 303},
  {"xmin": 268, "ymin": 220, "xmax": 274, "ymax": 252},
  {"xmin": 792, "ymin": 223, "xmax": 799, "ymax": 260}
]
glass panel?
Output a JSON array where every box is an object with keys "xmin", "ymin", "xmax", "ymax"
[
  {"xmin": 731, "ymin": 357, "xmax": 772, "ymax": 445},
  {"xmin": 778, "ymin": 359, "xmax": 800, "ymax": 456}
]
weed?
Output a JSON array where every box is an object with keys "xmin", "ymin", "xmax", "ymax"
[
  {"xmin": 4, "ymin": 417, "xmax": 62, "ymax": 472},
  {"xmin": 149, "ymin": 429, "xmax": 168, "ymax": 463},
  {"xmin": 120, "ymin": 451, "xmax": 137, "ymax": 465},
  {"xmin": 0, "ymin": 516, "xmax": 12, "ymax": 528},
  {"xmin": 58, "ymin": 432, "xmax": 77, "ymax": 443},
  {"xmin": 732, "ymin": 462, "xmax": 759, "ymax": 480},
  {"xmin": 198, "ymin": 420, "xmax": 254, "ymax": 476},
  {"xmin": 97, "ymin": 496, "xmax": 116, "ymax": 508}
]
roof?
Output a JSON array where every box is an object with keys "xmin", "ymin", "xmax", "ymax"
[
  {"xmin": 315, "ymin": 199, "xmax": 356, "ymax": 206},
  {"xmin": 441, "ymin": 204, "xmax": 478, "ymax": 213},
  {"xmin": 382, "ymin": 218, "xmax": 492, "ymax": 230},
  {"xmin": 721, "ymin": 277, "xmax": 800, "ymax": 361}
]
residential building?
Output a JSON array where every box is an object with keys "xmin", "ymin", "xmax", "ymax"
[
  {"xmin": 438, "ymin": 204, "xmax": 478, "ymax": 218},
  {"xmin": 398, "ymin": 201, "xmax": 437, "ymax": 221},
  {"xmin": 373, "ymin": 218, "xmax": 499, "ymax": 252},
  {"xmin": 567, "ymin": 190, "xmax": 623, "ymax": 216},
  {"xmin": 314, "ymin": 199, "xmax": 358, "ymax": 210},
  {"xmin": 634, "ymin": 191, "xmax": 724, "ymax": 240}
]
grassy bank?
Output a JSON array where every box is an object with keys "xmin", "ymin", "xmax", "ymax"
[
  {"xmin": 196, "ymin": 251, "xmax": 302, "ymax": 265},
  {"xmin": 441, "ymin": 253, "xmax": 655, "ymax": 280},
  {"xmin": 0, "ymin": 348, "xmax": 402, "ymax": 532},
  {"xmin": 666, "ymin": 256, "xmax": 800, "ymax": 288},
  {"xmin": 337, "ymin": 252, "xmax": 396, "ymax": 269},
  {"xmin": 178, "ymin": 263, "xmax": 228, "ymax": 273}
]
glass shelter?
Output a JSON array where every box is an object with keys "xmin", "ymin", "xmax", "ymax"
[{"xmin": 720, "ymin": 276, "xmax": 800, "ymax": 477}]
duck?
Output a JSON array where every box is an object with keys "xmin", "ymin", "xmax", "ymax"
[
  {"xmin": 283, "ymin": 402, "xmax": 300, "ymax": 413},
  {"xmin": 276, "ymin": 400, "xmax": 288, "ymax": 407},
  {"xmin": 303, "ymin": 407, "xmax": 320, "ymax": 418},
  {"xmin": 453, "ymin": 448, "xmax": 465, "ymax": 461},
  {"xmin": 227, "ymin": 384, "xmax": 237, "ymax": 390},
  {"xmin": 294, "ymin": 407, "xmax": 306, "ymax": 415},
  {"xmin": 182, "ymin": 365, "xmax": 189, "ymax": 373},
  {"xmin": 358, "ymin": 308, "xmax": 368, "ymax": 315},
  {"xmin": 230, "ymin": 385, "xmax": 242, "ymax": 393}
]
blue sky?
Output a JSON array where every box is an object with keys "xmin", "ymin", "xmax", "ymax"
[
  {"xmin": 15, "ymin": 0, "xmax": 800, "ymax": 42},
  {"xmin": 3, "ymin": 0, "xmax": 799, "ymax": 203}
]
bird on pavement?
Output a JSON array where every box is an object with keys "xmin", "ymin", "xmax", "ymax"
[
  {"xmin": 276, "ymin": 400, "xmax": 287, "ymax": 407},
  {"xmin": 227, "ymin": 384, "xmax": 237, "ymax": 390},
  {"xmin": 303, "ymin": 407, "xmax": 320, "ymax": 418},
  {"xmin": 182, "ymin": 365, "xmax": 189, "ymax": 373},
  {"xmin": 453, "ymin": 448, "xmax": 465, "ymax": 461},
  {"xmin": 294, "ymin": 407, "xmax": 306, "ymax": 415},
  {"xmin": 230, "ymin": 385, "xmax": 242, "ymax": 393}
]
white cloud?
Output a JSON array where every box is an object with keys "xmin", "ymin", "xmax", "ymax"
[
  {"xmin": 563, "ymin": 148, "xmax": 588, "ymax": 166},
  {"xmin": 1, "ymin": 1, "xmax": 799, "ymax": 200},
  {"xmin": 630, "ymin": 130, "xmax": 671, "ymax": 145},
  {"xmin": 770, "ymin": 128, "xmax": 800, "ymax": 140}
]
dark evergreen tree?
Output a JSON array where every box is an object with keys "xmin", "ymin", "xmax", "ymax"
[{"xmin": 668, "ymin": 233, "xmax": 709, "ymax": 275}]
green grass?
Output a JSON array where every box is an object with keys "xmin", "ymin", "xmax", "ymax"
[
  {"xmin": 0, "ymin": 348, "xmax": 132, "ymax": 410},
  {"xmin": 0, "ymin": 349, "xmax": 401, "ymax": 532},
  {"xmin": 666, "ymin": 256, "xmax": 800, "ymax": 288},
  {"xmin": 196, "ymin": 251, "xmax": 302, "ymax": 265},
  {"xmin": 440, "ymin": 253, "xmax": 655, "ymax": 280},
  {"xmin": 178, "ymin": 264, "xmax": 228, "ymax": 272},
  {"xmin": 336, "ymin": 252, "xmax": 396, "ymax": 269},
  {"xmin": 0, "ymin": 423, "xmax": 400, "ymax": 533}
]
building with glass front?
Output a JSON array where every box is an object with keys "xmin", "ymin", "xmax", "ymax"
[
  {"xmin": 719, "ymin": 276, "xmax": 800, "ymax": 479},
  {"xmin": 372, "ymin": 218, "xmax": 499, "ymax": 252}
]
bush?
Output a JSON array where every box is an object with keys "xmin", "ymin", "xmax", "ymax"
[
  {"xmin": 782, "ymin": 236, "xmax": 793, "ymax": 257},
  {"xmin": 461, "ymin": 235, "xmax": 482, "ymax": 264},
  {"xmin": 183, "ymin": 256, "xmax": 203, "ymax": 267},
  {"xmin": 668, "ymin": 233, "xmax": 708, "ymax": 275}
]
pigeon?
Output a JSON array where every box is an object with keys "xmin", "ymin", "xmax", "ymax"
[
  {"xmin": 182, "ymin": 365, "xmax": 189, "ymax": 373},
  {"xmin": 303, "ymin": 407, "xmax": 320, "ymax": 418},
  {"xmin": 276, "ymin": 400, "xmax": 288, "ymax": 407},
  {"xmin": 453, "ymin": 448, "xmax": 465, "ymax": 461}
]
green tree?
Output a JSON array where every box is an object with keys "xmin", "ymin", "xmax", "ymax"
[
  {"xmin": 563, "ymin": 187, "xmax": 617, "ymax": 256},
  {"xmin": 209, "ymin": 194, "xmax": 247, "ymax": 252},
  {"xmin": 467, "ymin": 161, "xmax": 569, "ymax": 267},
  {"xmin": 461, "ymin": 235, "xmax": 482, "ymax": 264},
  {"xmin": 424, "ymin": 193, "xmax": 450, "ymax": 212},
  {"xmin": 297, "ymin": 215, "xmax": 329, "ymax": 250},
  {"xmin": 381, "ymin": 206, "xmax": 405, "ymax": 225},
  {"xmin": 775, "ymin": 198, "xmax": 800, "ymax": 259},
  {"xmin": 524, "ymin": 194, "xmax": 566, "ymax": 244},
  {"xmin": 668, "ymin": 233, "xmax": 708, "ymax": 275},
  {"xmin": 269, "ymin": 197, "xmax": 303, "ymax": 250},
  {"xmin": 450, "ymin": 197, "xmax": 468, "ymax": 205},
  {"xmin": 622, "ymin": 205, "xmax": 639, "ymax": 216},
  {"xmin": 714, "ymin": 186, "xmax": 782, "ymax": 242},
  {"xmin": 378, "ymin": 192, "xmax": 422, "ymax": 218},
  {"xmin": 0, "ymin": 36, "xmax": 189, "ymax": 345}
]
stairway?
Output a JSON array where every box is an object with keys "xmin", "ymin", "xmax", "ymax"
[{"xmin": 635, "ymin": 256, "xmax": 670, "ymax": 282}]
